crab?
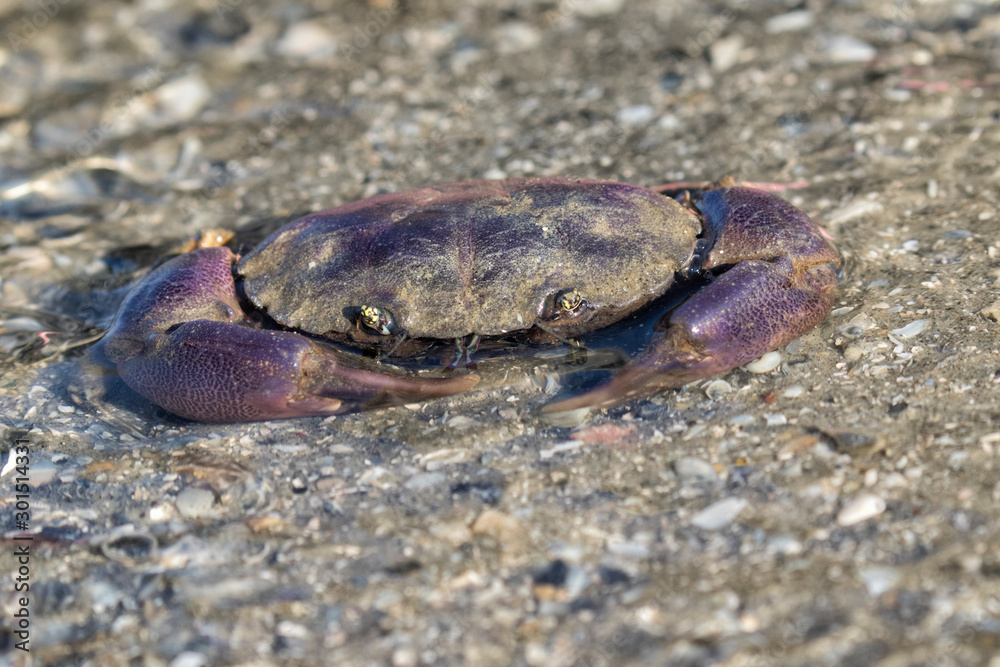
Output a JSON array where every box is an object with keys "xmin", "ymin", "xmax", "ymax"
[{"xmin": 93, "ymin": 177, "xmax": 840, "ymax": 422}]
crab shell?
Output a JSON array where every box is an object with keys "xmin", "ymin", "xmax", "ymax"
[
  {"xmin": 95, "ymin": 178, "xmax": 840, "ymax": 422},
  {"xmin": 236, "ymin": 178, "xmax": 701, "ymax": 343}
]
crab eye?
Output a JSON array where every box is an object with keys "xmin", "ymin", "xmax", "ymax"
[
  {"xmin": 357, "ymin": 305, "xmax": 397, "ymax": 336},
  {"xmin": 556, "ymin": 289, "xmax": 586, "ymax": 315}
]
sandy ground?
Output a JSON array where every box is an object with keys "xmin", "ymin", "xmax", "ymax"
[{"xmin": 1, "ymin": 0, "xmax": 1000, "ymax": 665}]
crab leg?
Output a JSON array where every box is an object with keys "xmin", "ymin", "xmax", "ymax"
[
  {"xmin": 544, "ymin": 186, "xmax": 839, "ymax": 412},
  {"xmin": 95, "ymin": 247, "xmax": 477, "ymax": 422}
]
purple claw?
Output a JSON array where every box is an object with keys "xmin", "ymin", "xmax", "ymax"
[
  {"xmin": 544, "ymin": 186, "xmax": 839, "ymax": 412},
  {"xmin": 96, "ymin": 247, "xmax": 477, "ymax": 422}
]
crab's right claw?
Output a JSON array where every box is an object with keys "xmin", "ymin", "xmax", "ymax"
[
  {"xmin": 95, "ymin": 247, "xmax": 477, "ymax": 422},
  {"xmin": 542, "ymin": 257, "xmax": 837, "ymax": 412}
]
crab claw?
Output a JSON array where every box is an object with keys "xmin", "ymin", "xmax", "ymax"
[
  {"xmin": 95, "ymin": 247, "xmax": 477, "ymax": 422},
  {"xmin": 544, "ymin": 186, "xmax": 840, "ymax": 413}
]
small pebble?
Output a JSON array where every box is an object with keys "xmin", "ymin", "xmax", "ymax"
[
  {"xmin": 149, "ymin": 504, "xmax": 172, "ymax": 522},
  {"xmin": 980, "ymin": 301, "xmax": 1000, "ymax": 322},
  {"xmin": 858, "ymin": 566, "xmax": 901, "ymax": 597},
  {"xmin": 691, "ymin": 498, "xmax": 747, "ymax": 530},
  {"xmin": 494, "ymin": 23, "xmax": 541, "ymax": 54},
  {"xmin": 947, "ymin": 451, "xmax": 968, "ymax": 470},
  {"xmin": 765, "ymin": 10, "xmax": 813, "ymax": 33},
  {"xmin": 837, "ymin": 313, "xmax": 877, "ymax": 338},
  {"xmin": 704, "ymin": 379, "xmax": 733, "ymax": 399},
  {"xmin": 169, "ymin": 652, "xmax": 210, "ymax": 667},
  {"xmin": 392, "ymin": 647, "xmax": 418, "ymax": 667},
  {"xmin": 447, "ymin": 415, "xmax": 479, "ymax": 428},
  {"xmin": 729, "ymin": 414, "xmax": 756, "ymax": 426},
  {"xmin": 174, "ymin": 487, "xmax": 216, "ymax": 519},
  {"xmin": 275, "ymin": 21, "xmax": 337, "ymax": 61},
  {"xmin": 418, "ymin": 448, "xmax": 467, "ymax": 469},
  {"xmin": 826, "ymin": 199, "xmax": 884, "ymax": 226},
  {"xmin": 539, "ymin": 440, "xmax": 583, "ymax": 460},
  {"xmin": 890, "ymin": 319, "xmax": 927, "ymax": 339},
  {"xmin": 842, "ymin": 345, "xmax": 864, "ymax": 362},
  {"xmin": 710, "ymin": 35, "xmax": 744, "ymax": 72},
  {"xmin": 540, "ymin": 407, "xmax": 591, "ymax": 428},
  {"xmin": 674, "ymin": 456, "xmax": 718, "ymax": 482},
  {"xmin": 27, "ymin": 461, "xmax": 58, "ymax": 487},
  {"xmin": 836, "ymin": 493, "xmax": 886, "ymax": 526},
  {"xmin": 744, "ymin": 351, "xmax": 782, "ymax": 374},
  {"xmin": 403, "ymin": 472, "xmax": 446, "ymax": 490},
  {"xmin": 782, "ymin": 385, "xmax": 805, "ymax": 398},
  {"xmin": 606, "ymin": 537, "xmax": 651, "ymax": 559},
  {"xmin": 276, "ymin": 620, "xmax": 309, "ymax": 639},
  {"xmin": 616, "ymin": 105, "xmax": 654, "ymax": 126},
  {"xmin": 824, "ymin": 35, "xmax": 876, "ymax": 63},
  {"xmin": 145, "ymin": 74, "xmax": 211, "ymax": 126},
  {"xmin": 570, "ymin": 0, "xmax": 625, "ymax": 17},
  {"xmin": 765, "ymin": 534, "xmax": 803, "ymax": 555},
  {"xmin": 564, "ymin": 565, "xmax": 589, "ymax": 599}
]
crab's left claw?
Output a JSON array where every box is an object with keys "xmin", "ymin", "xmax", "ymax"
[{"xmin": 545, "ymin": 186, "xmax": 840, "ymax": 413}]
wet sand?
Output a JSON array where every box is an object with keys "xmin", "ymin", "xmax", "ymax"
[{"xmin": 1, "ymin": 1, "xmax": 999, "ymax": 665}]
